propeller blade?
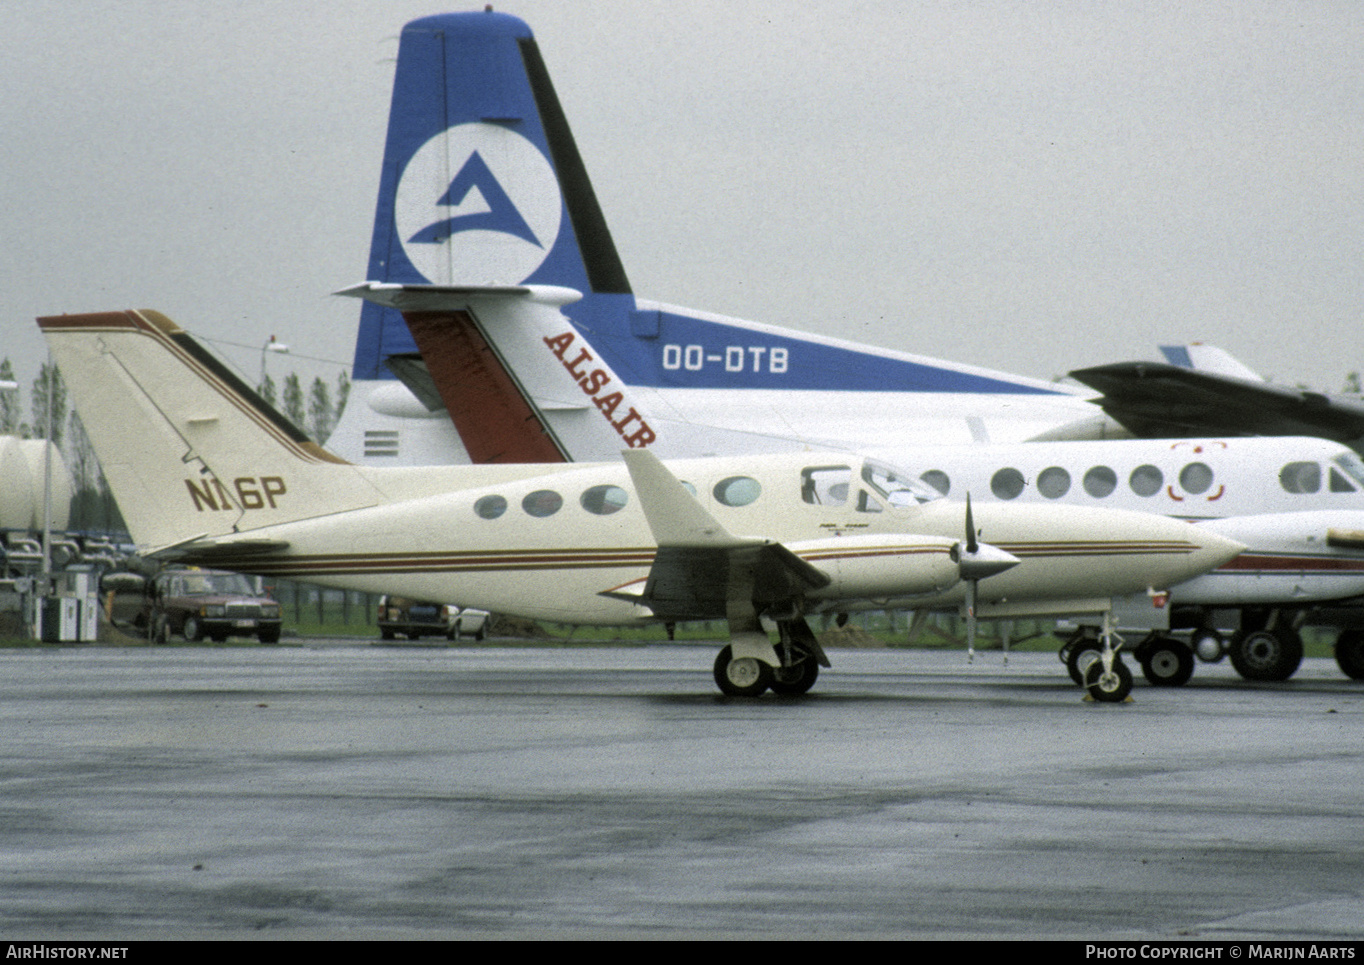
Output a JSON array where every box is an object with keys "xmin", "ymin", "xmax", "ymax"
[
  {"xmin": 965, "ymin": 493, "xmax": 978, "ymax": 555},
  {"xmin": 965, "ymin": 578, "xmax": 978, "ymax": 663}
]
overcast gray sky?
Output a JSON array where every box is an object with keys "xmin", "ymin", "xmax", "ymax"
[{"xmin": 3, "ymin": 0, "xmax": 1361, "ymax": 402}]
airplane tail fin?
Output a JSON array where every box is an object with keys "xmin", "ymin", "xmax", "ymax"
[
  {"xmin": 38, "ymin": 311, "xmax": 383, "ymax": 552},
  {"xmin": 339, "ymin": 283, "xmax": 659, "ymax": 463},
  {"xmin": 1158, "ymin": 344, "xmax": 1266, "ymax": 382},
  {"xmin": 352, "ymin": 10, "xmax": 632, "ymax": 383}
]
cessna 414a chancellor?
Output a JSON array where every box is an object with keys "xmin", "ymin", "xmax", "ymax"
[{"xmin": 38, "ymin": 309, "xmax": 1241, "ymax": 701}]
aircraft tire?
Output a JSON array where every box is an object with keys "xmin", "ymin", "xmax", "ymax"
[
  {"xmin": 183, "ymin": 617, "xmax": 202, "ymax": 643},
  {"xmin": 1139, "ymin": 638, "xmax": 1195, "ymax": 687},
  {"xmin": 769, "ymin": 655, "xmax": 819, "ymax": 696},
  {"xmin": 1229, "ymin": 628, "xmax": 1303, "ymax": 682},
  {"xmin": 1065, "ymin": 639, "xmax": 1101, "ymax": 686},
  {"xmin": 713, "ymin": 645, "xmax": 771, "ymax": 697},
  {"xmin": 1334, "ymin": 629, "xmax": 1364, "ymax": 681},
  {"xmin": 1083, "ymin": 656, "xmax": 1132, "ymax": 703}
]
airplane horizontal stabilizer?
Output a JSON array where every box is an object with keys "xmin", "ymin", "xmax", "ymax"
[
  {"xmin": 1071, "ymin": 361, "xmax": 1364, "ymax": 448},
  {"xmin": 150, "ymin": 538, "xmax": 292, "ymax": 562}
]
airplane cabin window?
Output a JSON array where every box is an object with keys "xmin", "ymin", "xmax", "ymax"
[
  {"xmin": 1280, "ymin": 462, "xmax": 1321, "ymax": 494},
  {"xmin": 1083, "ymin": 466, "xmax": 1117, "ymax": 498},
  {"xmin": 1330, "ymin": 468, "xmax": 1357, "ymax": 493},
  {"xmin": 920, "ymin": 470, "xmax": 950, "ymax": 496},
  {"xmin": 1037, "ymin": 466, "xmax": 1071, "ymax": 499},
  {"xmin": 581, "ymin": 484, "xmax": 629, "ymax": 515},
  {"xmin": 990, "ymin": 467, "xmax": 1025, "ymax": 500},
  {"xmin": 522, "ymin": 489, "xmax": 564, "ymax": 517},
  {"xmin": 801, "ymin": 466, "xmax": 852, "ymax": 506},
  {"xmin": 714, "ymin": 476, "xmax": 762, "ymax": 507},
  {"xmin": 1129, "ymin": 464, "xmax": 1163, "ymax": 497},
  {"xmin": 474, "ymin": 494, "xmax": 508, "ymax": 519},
  {"xmin": 1179, "ymin": 462, "xmax": 1214, "ymax": 495}
]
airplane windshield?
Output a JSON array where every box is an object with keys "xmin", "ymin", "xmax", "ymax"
[
  {"xmin": 1334, "ymin": 453, "xmax": 1364, "ymax": 489},
  {"xmin": 860, "ymin": 459, "xmax": 942, "ymax": 507}
]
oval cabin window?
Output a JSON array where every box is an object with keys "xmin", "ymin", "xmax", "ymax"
[
  {"xmin": 713, "ymin": 476, "xmax": 762, "ymax": 507},
  {"xmin": 1037, "ymin": 467, "xmax": 1071, "ymax": 499},
  {"xmin": 1083, "ymin": 466, "xmax": 1117, "ymax": 498},
  {"xmin": 1129, "ymin": 465, "xmax": 1163, "ymax": 497},
  {"xmin": 990, "ymin": 468, "xmax": 1025, "ymax": 500},
  {"xmin": 474, "ymin": 495, "xmax": 508, "ymax": 519},
  {"xmin": 522, "ymin": 489, "xmax": 564, "ymax": 518}
]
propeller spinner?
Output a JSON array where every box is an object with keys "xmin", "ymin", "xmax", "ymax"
[{"xmin": 950, "ymin": 495, "xmax": 1019, "ymax": 661}]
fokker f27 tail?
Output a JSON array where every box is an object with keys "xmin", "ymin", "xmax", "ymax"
[{"xmin": 330, "ymin": 9, "xmax": 1109, "ymax": 466}]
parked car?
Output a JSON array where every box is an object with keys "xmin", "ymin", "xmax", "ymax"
[
  {"xmin": 378, "ymin": 596, "xmax": 489, "ymax": 641},
  {"xmin": 141, "ymin": 568, "xmax": 282, "ymax": 643}
]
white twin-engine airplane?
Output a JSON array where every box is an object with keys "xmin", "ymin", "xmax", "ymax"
[{"xmin": 38, "ymin": 309, "xmax": 1242, "ymax": 701}]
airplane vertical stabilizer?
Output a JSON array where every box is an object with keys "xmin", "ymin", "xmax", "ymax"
[
  {"xmin": 38, "ymin": 311, "xmax": 385, "ymax": 550},
  {"xmin": 332, "ymin": 10, "xmax": 1111, "ymax": 466},
  {"xmin": 353, "ymin": 9, "xmax": 632, "ymax": 384}
]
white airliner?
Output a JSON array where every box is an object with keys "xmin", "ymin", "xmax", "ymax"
[{"xmin": 38, "ymin": 309, "xmax": 1244, "ymax": 701}]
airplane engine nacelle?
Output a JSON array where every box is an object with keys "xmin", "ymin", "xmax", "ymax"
[
  {"xmin": 0, "ymin": 436, "xmax": 71, "ymax": 531},
  {"xmin": 789, "ymin": 534, "xmax": 961, "ymax": 603}
]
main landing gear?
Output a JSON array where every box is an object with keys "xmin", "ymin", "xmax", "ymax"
[
  {"xmin": 1227, "ymin": 626, "xmax": 1303, "ymax": 682},
  {"xmin": 712, "ymin": 617, "xmax": 827, "ymax": 697},
  {"xmin": 1335, "ymin": 629, "xmax": 1364, "ymax": 681}
]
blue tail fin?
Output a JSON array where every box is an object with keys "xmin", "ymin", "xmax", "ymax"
[{"xmin": 353, "ymin": 10, "xmax": 632, "ymax": 381}]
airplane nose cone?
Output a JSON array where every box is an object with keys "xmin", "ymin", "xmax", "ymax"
[{"xmin": 952, "ymin": 541, "xmax": 1021, "ymax": 581}]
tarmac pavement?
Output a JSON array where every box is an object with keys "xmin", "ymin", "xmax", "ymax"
[{"xmin": 1, "ymin": 641, "xmax": 1361, "ymax": 940}]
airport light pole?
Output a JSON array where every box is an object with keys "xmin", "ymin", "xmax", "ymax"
[{"xmin": 259, "ymin": 335, "xmax": 290, "ymax": 388}]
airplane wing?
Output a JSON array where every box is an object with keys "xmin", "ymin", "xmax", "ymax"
[
  {"xmin": 611, "ymin": 449, "xmax": 830, "ymax": 621},
  {"xmin": 1069, "ymin": 361, "xmax": 1364, "ymax": 448}
]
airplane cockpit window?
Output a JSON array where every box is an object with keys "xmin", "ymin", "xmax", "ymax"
[
  {"xmin": 990, "ymin": 467, "xmax": 1025, "ymax": 500},
  {"xmin": 861, "ymin": 460, "xmax": 940, "ymax": 507},
  {"xmin": 1129, "ymin": 464, "xmax": 1163, "ymax": 497},
  {"xmin": 522, "ymin": 489, "xmax": 564, "ymax": 518},
  {"xmin": 1330, "ymin": 468, "xmax": 1356, "ymax": 493},
  {"xmin": 1333, "ymin": 453, "xmax": 1364, "ymax": 491},
  {"xmin": 581, "ymin": 484, "xmax": 629, "ymax": 515},
  {"xmin": 474, "ymin": 494, "xmax": 508, "ymax": 520},
  {"xmin": 1280, "ymin": 462, "xmax": 1321, "ymax": 494},
  {"xmin": 920, "ymin": 470, "xmax": 950, "ymax": 496},
  {"xmin": 1083, "ymin": 466, "xmax": 1117, "ymax": 498},
  {"xmin": 801, "ymin": 466, "xmax": 851, "ymax": 506},
  {"xmin": 1037, "ymin": 466, "xmax": 1071, "ymax": 499},
  {"xmin": 714, "ymin": 476, "xmax": 762, "ymax": 507},
  {"xmin": 1179, "ymin": 462, "xmax": 1214, "ymax": 495}
]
